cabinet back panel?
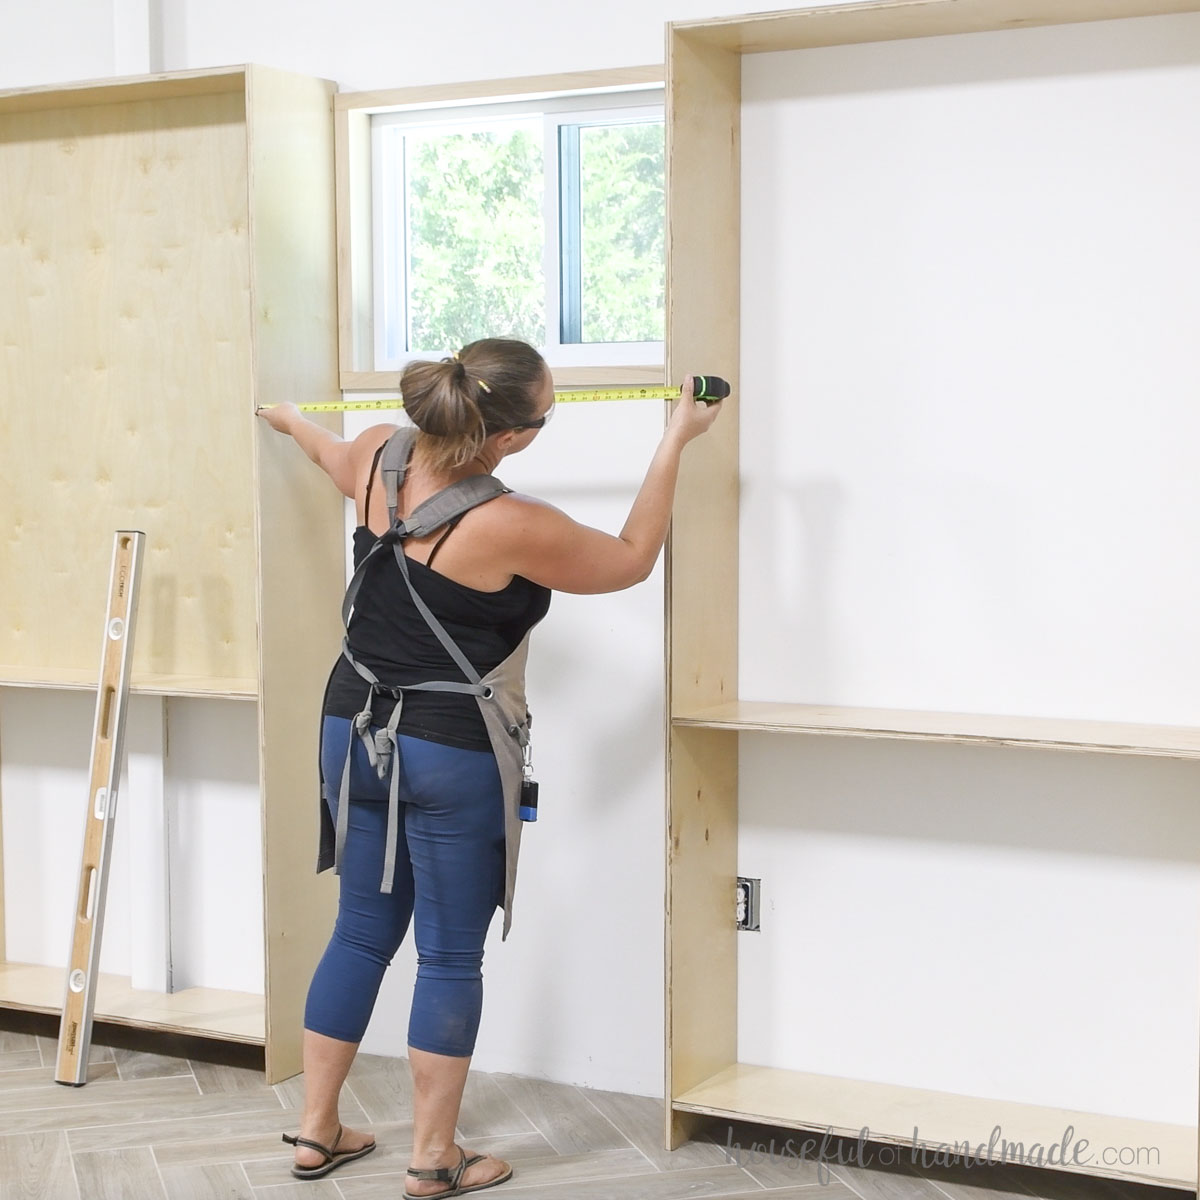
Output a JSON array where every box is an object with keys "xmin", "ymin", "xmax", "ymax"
[{"xmin": 0, "ymin": 91, "xmax": 256, "ymax": 684}]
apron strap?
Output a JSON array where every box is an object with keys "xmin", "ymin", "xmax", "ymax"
[
  {"xmin": 391, "ymin": 543, "xmax": 483, "ymax": 685},
  {"xmin": 380, "ymin": 699, "xmax": 405, "ymax": 894},
  {"xmin": 335, "ymin": 686, "xmax": 376, "ymax": 878},
  {"xmin": 380, "ymin": 426, "xmax": 418, "ymax": 527}
]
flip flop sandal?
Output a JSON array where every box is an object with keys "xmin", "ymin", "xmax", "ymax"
[
  {"xmin": 282, "ymin": 1123, "xmax": 376, "ymax": 1179},
  {"xmin": 404, "ymin": 1146, "xmax": 513, "ymax": 1199}
]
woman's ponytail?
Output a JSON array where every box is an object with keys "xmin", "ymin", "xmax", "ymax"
[{"xmin": 401, "ymin": 339, "xmax": 547, "ymax": 473}]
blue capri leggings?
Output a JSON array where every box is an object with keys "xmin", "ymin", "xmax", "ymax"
[{"xmin": 304, "ymin": 715, "xmax": 506, "ymax": 1057}]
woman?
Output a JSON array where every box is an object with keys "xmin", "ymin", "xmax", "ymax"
[{"xmin": 257, "ymin": 337, "xmax": 722, "ymax": 1197}]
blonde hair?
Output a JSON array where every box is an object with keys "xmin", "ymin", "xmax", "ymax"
[{"xmin": 401, "ymin": 338, "xmax": 548, "ymax": 473}]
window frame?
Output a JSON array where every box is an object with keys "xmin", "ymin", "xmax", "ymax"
[{"xmin": 335, "ymin": 66, "xmax": 666, "ymax": 392}]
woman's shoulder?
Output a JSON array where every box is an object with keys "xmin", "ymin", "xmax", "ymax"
[
  {"xmin": 472, "ymin": 489, "xmax": 564, "ymax": 535},
  {"xmin": 354, "ymin": 422, "xmax": 405, "ymax": 460}
]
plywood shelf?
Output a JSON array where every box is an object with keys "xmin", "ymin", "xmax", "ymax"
[
  {"xmin": 673, "ymin": 701, "xmax": 1200, "ymax": 759},
  {"xmin": 0, "ymin": 666, "xmax": 257, "ymax": 700},
  {"xmin": 0, "ymin": 963, "xmax": 264, "ymax": 1044},
  {"xmin": 674, "ymin": 1062, "xmax": 1194, "ymax": 1190}
]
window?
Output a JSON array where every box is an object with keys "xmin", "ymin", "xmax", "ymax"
[{"xmin": 360, "ymin": 82, "xmax": 664, "ymax": 376}]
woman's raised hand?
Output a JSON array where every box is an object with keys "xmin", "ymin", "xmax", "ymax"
[{"xmin": 666, "ymin": 375, "xmax": 725, "ymax": 444}]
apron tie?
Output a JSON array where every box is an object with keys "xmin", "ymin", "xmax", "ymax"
[
  {"xmin": 334, "ymin": 689, "xmax": 378, "ymax": 877},
  {"xmin": 379, "ymin": 699, "xmax": 406, "ymax": 894}
]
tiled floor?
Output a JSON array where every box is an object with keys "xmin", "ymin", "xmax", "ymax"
[{"xmin": 0, "ymin": 1028, "xmax": 1190, "ymax": 1200}]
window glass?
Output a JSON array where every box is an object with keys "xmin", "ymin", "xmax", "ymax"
[
  {"xmin": 577, "ymin": 120, "xmax": 665, "ymax": 345},
  {"xmin": 404, "ymin": 121, "xmax": 545, "ymax": 351},
  {"xmin": 371, "ymin": 89, "xmax": 664, "ymax": 368}
]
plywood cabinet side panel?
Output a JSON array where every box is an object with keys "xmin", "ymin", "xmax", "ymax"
[
  {"xmin": 665, "ymin": 31, "xmax": 740, "ymax": 715},
  {"xmin": 0, "ymin": 92, "xmax": 257, "ymax": 686},
  {"xmin": 664, "ymin": 27, "xmax": 741, "ymax": 1147},
  {"xmin": 666, "ymin": 728, "xmax": 739, "ymax": 1100},
  {"xmin": 245, "ymin": 67, "xmax": 344, "ymax": 1084}
]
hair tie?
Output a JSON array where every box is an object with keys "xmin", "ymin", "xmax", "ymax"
[{"xmin": 477, "ymin": 379, "xmax": 492, "ymax": 394}]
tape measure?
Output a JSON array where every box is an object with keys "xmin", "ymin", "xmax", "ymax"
[
  {"xmin": 295, "ymin": 387, "xmax": 672, "ymax": 412},
  {"xmin": 284, "ymin": 376, "xmax": 730, "ymax": 412}
]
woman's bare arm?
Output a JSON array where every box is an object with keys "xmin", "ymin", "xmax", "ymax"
[
  {"xmin": 496, "ymin": 379, "xmax": 723, "ymax": 594},
  {"xmin": 257, "ymin": 403, "xmax": 394, "ymax": 500}
]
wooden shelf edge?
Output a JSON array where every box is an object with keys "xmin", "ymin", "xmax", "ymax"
[
  {"xmin": 672, "ymin": 1063, "xmax": 1195, "ymax": 1190},
  {"xmin": 0, "ymin": 964, "xmax": 265, "ymax": 1045},
  {"xmin": 672, "ymin": 701, "xmax": 1200, "ymax": 759},
  {"xmin": 0, "ymin": 997, "xmax": 265, "ymax": 1047},
  {"xmin": 668, "ymin": 0, "xmax": 1200, "ymax": 53},
  {"xmin": 0, "ymin": 668, "xmax": 257, "ymax": 700},
  {"xmin": 0, "ymin": 66, "xmax": 249, "ymax": 113}
]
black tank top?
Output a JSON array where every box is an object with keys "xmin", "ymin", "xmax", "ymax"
[{"xmin": 322, "ymin": 444, "xmax": 551, "ymax": 751}]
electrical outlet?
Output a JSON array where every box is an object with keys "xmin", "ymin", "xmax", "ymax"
[{"xmin": 736, "ymin": 877, "xmax": 761, "ymax": 931}]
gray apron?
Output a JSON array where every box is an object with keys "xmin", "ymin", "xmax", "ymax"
[{"xmin": 328, "ymin": 427, "xmax": 541, "ymax": 941}]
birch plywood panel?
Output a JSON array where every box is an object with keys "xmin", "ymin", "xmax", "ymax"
[
  {"xmin": 244, "ymin": 66, "xmax": 343, "ymax": 1083},
  {"xmin": 0, "ymin": 92, "xmax": 256, "ymax": 688}
]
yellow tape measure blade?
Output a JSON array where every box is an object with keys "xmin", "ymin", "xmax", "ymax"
[{"xmin": 292, "ymin": 387, "xmax": 679, "ymax": 412}]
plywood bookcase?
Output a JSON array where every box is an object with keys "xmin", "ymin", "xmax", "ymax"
[
  {"xmin": 664, "ymin": 0, "xmax": 1200, "ymax": 1190},
  {"xmin": 0, "ymin": 65, "xmax": 345, "ymax": 1081}
]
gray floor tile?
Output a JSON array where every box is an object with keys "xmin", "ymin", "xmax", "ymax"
[
  {"xmin": 492, "ymin": 1073, "xmax": 630, "ymax": 1156},
  {"xmin": 72, "ymin": 1146, "xmax": 167, "ymax": 1200},
  {"xmin": 0, "ymin": 1060, "xmax": 118, "ymax": 1092},
  {"xmin": 721, "ymin": 1189, "xmax": 860, "ymax": 1199},
  {"xmin": 270, "ymin": 1076, "xmax": 370, "ymax": 1130},
  {"xmin": 484, "ymin": 1144, "xmax": 662, "ymax": 1187},
  {"xmin": 14, "ymin": 1088, "xmax": 278, "ymax": 1136},
  {"xmin": 113, "ymin": 1047, "xmax": 195, "ymax": 1082},
  {"xmin": 0, "ymin": 1031, "xmax": 41, "ymax": 1055},
  {"xmin": 159, "ymin": 1162, "xmax": 255, "ymax": 1200},
  {"xmin": 1002, "ymin": 1166, "xmax": 1175, "ymax": 1200},
  {"xmin": 909, "ymin": 1157, "xmax": 1066, "ymax": 1199},
  {"xmin": 831, "ymin": 1156, "xmax": 983, "ymax": 1200},
  {"xmin": 455, "ymin": 1069, "xmax": 538, "ymax": 1139},
  {"xmin": 0, "ymin": 1049, "xmax": 43, "ymax": 1073},
  {"xmin": 340, "ymin": 1163, "xmax": 763, "ymax": 1200},
  {"xmin": 190, "ymin": 1061, "xmax": 269, "ymax": 1096},
  {"xmin": 36, "ymin": 1035, "xmax": 114, "ymax": 1066},
  {"xmin": 0, "ymin": 1130, "xmax": 80, "ymax": 1200},
  {"xmin": 248, "ymin": 1183, "xmax": 342, "ymax": 1199},
  {"xmin": 69, "ymin": 1108, "xmax": 300, "ymax": 1157},
  {"xmin": 343, "ymin": 1052, "xmax": 414, "ymax": 1123},
  {"xmin": 0, "ymin": 1071, "xmax": 191, "ymax": 1117},
  {"xmin": 582, "ymin": 1088, "xmax": 731, "ymax": 1171}
]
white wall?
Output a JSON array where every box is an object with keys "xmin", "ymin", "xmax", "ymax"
[
  {"xmin": 162, "ymin": 0, "xmax": 802, "ymax": 91},
  {"xmin": 0, "ymin": 1, "xmax": 115, "ymax": 89},
  {"xmin": 4, "ymin": 0, "xmax": 1198, "ymax": 1120},
  {"xmin": 0, "ymin": 692, "xmax": 263, "ymax": 995}
]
